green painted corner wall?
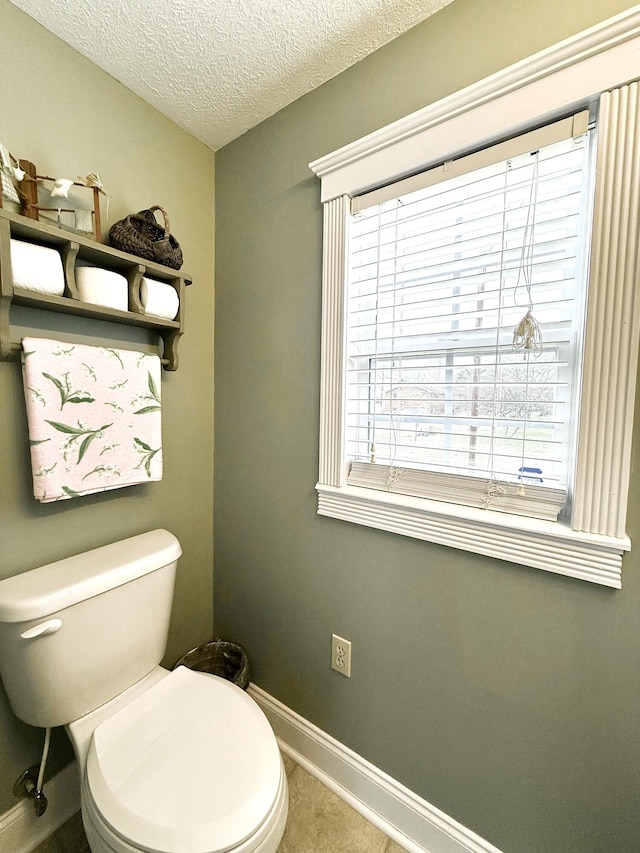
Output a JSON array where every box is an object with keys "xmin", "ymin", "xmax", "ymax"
[
  {"xmin": 0, "ymin": 0, "xmax": 215, "ymax": 815},
  {"xmin": 214, "ymin": 1, "xmax": 640, "ymax": 852}
]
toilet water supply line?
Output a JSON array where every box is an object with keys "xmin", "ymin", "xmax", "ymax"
[
  {"xmin": 13, "ymin": 726, "xmax": 50, "ymax": 816},
  {"xmin": 34, "ymin": 726, "xmax": 51, "ymax": 816}
]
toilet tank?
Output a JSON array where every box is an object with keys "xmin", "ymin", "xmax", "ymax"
[{"xmin": 0, "ymin": 529, "xmax": 181, "ymax": 728}]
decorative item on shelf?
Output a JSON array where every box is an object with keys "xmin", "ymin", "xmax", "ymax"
[
  {"xmin": 14, "ymin": 160, "xmax": 106, "ymax": 242},
  {"xmin": 0, "ymin": 144, "xmax": 23, "ymax": 206},
  {"xmin": 77, "ymin": 172, "xmax": 110, "ymax": 222},
  {"xmin": 109, "ymin": 205, "xmax": 183, "ymax": 270}
]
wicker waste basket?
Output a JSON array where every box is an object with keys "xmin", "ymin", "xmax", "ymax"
[{"xmin": 173, "ymin": 640, "xmax": 250, "ymax": 690}]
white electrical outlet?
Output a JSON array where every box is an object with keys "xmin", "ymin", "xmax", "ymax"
[{"xmin": 331, "ymin": 633, "xmax": 352, "ymax": 677}]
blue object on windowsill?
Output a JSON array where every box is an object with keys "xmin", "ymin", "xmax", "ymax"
[{"xmin": 518, "ymin": 466, "xmax": 543, "ymax": 483}]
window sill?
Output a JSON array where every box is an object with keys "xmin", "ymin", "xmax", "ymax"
[{"xmin": 316, "ymin": 483, "xmax": 628, "ymax": 588}]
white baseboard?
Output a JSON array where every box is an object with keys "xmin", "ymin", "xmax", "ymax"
[
  {"xmin": 0, "ymin": 760, "xmax": 80, "ymax": 853},
  {"xmin": 249, "ymin": 684, "xmax": 503, "ymax": 853},
  {"xmin": 0, "ymin": 692, "xmax": 503, "ymax": 853}
]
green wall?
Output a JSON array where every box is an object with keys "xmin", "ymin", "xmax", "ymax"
[
  {"xmin": 214, "ymin": 1, "xmax": 640, "ymax": 852},
  {"xmin": 0, "ymin": 0, "xmax": 215, "ymax": 815}
]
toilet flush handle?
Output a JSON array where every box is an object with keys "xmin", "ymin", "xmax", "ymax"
[{"xmin": 20, "ymin": 619, "xmax": 63, "ymax": 640}]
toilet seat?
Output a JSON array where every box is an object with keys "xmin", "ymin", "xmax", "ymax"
[{"xmin": 85, "ymin": 666, "xmax": 282, "ymax": 853}]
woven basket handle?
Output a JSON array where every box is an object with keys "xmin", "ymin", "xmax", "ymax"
[
  {"xmin": 146, "ymin": 205, "xmax": 171, "ymax": 240},
  {"xmin": 145, "ymin": 205, "xmax": 176, "ymax": 261}
]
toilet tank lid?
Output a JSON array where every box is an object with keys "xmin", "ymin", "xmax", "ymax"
[{"xmin": 0, "ymin": 530, "xmax": 181, "ymax": 623}]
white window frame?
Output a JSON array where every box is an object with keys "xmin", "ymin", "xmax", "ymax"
[{"xmin": 309, "ymin": 7, "xmax": 640, "ymax": 588}]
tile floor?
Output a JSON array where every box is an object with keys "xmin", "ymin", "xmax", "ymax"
[{"xmin": 32, "ymin": 752, "xmax": 409, "ymax": 852}]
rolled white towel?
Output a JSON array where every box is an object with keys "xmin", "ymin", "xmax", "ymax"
[
  {"xmin": 76, "ymin": 266, "xmax": 128, "ymax": 311},
  {"xmin": 141, "ymin": 277, "xmax": 179, "ymax": 320},
  {"xmin": 10, "ymin": 239, "xmax": 65, "ymax": 296}
]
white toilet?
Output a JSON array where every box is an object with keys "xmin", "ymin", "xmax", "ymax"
[{"xmin": 0, "ymin": 529, "xmax": 288, "ymax": 853}]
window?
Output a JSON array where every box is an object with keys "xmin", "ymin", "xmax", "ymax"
[
  {"xmin": 310, "ymin": 8, "xmax": 640, "ymax": 587},
  {"xmin": 346, "ymin": 119, "xmax": 592, "ymax": 522}
]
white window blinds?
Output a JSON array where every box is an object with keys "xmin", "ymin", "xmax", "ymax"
[{"xmin": 345, "ymin": 113, "xmax": 594, "ymax": 520}]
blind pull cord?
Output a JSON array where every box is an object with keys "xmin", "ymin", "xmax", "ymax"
[
  {"xmin": 512, "ymin": 151, "xmax": 542, "ymax": 494},
  {"xmin": 512, "ymin": 152, "xmax": 543, "ymax": 355}
]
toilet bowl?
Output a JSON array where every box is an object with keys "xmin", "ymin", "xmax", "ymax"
[{"xmin": 0, "ymin": 530, "xmax": 287, "ymax": 853}]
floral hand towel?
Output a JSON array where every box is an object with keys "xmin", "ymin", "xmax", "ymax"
[{"xmin": 21, "ymin": 337, "xmax": 162, "ymax": 502}]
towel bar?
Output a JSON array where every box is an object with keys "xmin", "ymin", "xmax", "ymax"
[{"xmin": 8, "ymin": 339, "xmax": 169, "ymax": 365}]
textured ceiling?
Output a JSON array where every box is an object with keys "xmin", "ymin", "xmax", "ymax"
[{"xmin": 9, "ymin": 0, "xmax": 453, "ymax": 150}]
